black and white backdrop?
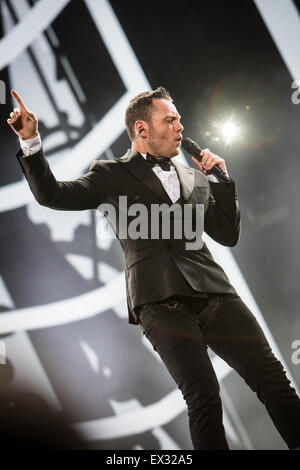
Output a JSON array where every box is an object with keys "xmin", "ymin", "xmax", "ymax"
[{"xmin": 0, "ymin": 0, "xmax": 299, "ymax": 450}]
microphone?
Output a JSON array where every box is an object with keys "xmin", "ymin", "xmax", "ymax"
[{"xmin": 182, "ymin": 137, "xmax": 231, "ymax": 184}]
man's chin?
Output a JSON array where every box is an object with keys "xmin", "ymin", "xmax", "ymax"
[{"xmin": 171, "ymin": 147, "xmax": 180, "ymax": 157}]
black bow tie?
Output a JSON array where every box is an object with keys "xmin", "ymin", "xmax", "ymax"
[{"xmin": 145, "ymin": 153, "xmax": 172, "ymax": 171}]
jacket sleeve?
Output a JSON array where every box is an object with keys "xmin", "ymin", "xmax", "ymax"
[
  {"xmin": 16, "ymin": 147, "xmax": 105, "ymax": 211},
  {"xmin": 204, "ymin": 179, "xmax": 241, "ymax": 247}
]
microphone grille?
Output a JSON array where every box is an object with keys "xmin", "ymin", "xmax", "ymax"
[{"xmin": 181, "ymin": 138, "xmax": 201, "ymax": 155}]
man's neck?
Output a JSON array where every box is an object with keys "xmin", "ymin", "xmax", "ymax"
[
  {"xmin": 132, "ymin": 144, "xmax": 169, "ymax": 159},
  {"xmin": 132, "ymin": 142, "xmax": 152, "ymax": 156}
]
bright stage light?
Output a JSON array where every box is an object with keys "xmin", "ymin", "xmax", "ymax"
[
  {"xmin": 208, "ymin": 115, "xmax": 243, "ymax": 147},
  {"xmin": 222, "ymin": 121, "xmax": 238, "ymax": 142}
]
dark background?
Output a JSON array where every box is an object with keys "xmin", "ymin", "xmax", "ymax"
[{"xmin": 0, "ymin": 0, "xmax": 299, "ymax": 450}]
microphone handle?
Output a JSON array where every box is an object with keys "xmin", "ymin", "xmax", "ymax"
[
  {"xmin": 192, "ymin": 153, "xmax": 231, "ymax": 184},
  {"xmin": 181, "ymin": 138, "xmax": 231, "ymax": 184}
]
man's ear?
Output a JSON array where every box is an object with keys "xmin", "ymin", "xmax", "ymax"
[
  {"xmin": 135, "ymin": 121, "xmax": 147, "ymax": 139},
  {"xmin": 137, "ymin": 127, "xmax": 145, "ymax": 137}
]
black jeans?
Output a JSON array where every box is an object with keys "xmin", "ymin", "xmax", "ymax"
[{"xmin": 138, "ymin": 294, "xmax": 300, "ymax": 450}]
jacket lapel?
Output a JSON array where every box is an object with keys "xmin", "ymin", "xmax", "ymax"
[
  {"xmin": 115, "ymin": 149, "xmax": 173, "ymax": 204},
  {"xmin": 171, "ymin": 159, "xmax": 195, "ymax": 201},
  {"xmin": 114, "ymin": 149, "xmax": 209, "ymax": 204}
]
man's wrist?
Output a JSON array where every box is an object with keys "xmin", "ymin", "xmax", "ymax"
[
  {"xmin": 207, "ymin": 169, "xmax": 229, "ymax": 183},
  {"xmin": 20, "ymin": 131, "xmax": 39, "ymax": 141}
]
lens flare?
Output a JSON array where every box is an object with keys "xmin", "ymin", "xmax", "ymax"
[
  {"xmin": 221, "ymin": 120, "xmax": 240, "ymax": 145},
  {"xmin": 208, "ymin": 114, "xmax": 243, "ymax": 147}
]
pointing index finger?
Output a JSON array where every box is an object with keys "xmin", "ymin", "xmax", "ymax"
[{"xmin": 11, "ymin": 90, "xmax": 28, "ymax": 112}]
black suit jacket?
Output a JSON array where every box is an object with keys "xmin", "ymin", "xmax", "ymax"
[{"xmin": 16, "ymin": 147, "xmax": 240, "ymax": 325}]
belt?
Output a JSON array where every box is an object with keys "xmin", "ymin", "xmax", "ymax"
[
  {"xmin": 137, "ymin": 300, "xmax": 178, "ymax": 314},
  {"xmin": 158, "ymin": 300, "xmax": 179, "ymax": 309},
  {"xmin": 137, "ymin": 296, "xmax": 208, "ymax": 314}
]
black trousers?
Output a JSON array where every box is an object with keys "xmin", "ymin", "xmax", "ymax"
[{"xmin": 137, "ymin": 294, "xmax": 300, "ymax": 450}]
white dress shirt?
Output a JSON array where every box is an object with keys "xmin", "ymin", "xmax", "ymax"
[
  {"xmin": 19, "ymin": 134, "xmax": 226, "ymax": 204},
  {"xmin": 140, "ymin": 153, "xmax": 225, "ymax": 203},
  {"xmin": 19, "ymin": 133, "xmax": 42, "ymax": 157}
]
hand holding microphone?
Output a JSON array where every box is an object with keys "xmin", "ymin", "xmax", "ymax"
[{"xmin": 182, "ymin": 137, "xmax": 231, "ymax": 184}]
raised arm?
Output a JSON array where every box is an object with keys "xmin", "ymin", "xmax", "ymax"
[
  {"xmin": 7, "ymin": 90, "xmax": 38, "ymax": 140},
  {"xmin": 204, "ymin": 180, "xmax": 240, "ymax": 247},
  {"xmin": 192, "ymin": 149, "xmax": 241, "ymax": 247},
  {"xmin": 7, "ymin": 90, "xmax": 105, "ymax": 211}
]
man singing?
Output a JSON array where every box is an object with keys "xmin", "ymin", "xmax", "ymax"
[{"xmin": 7, "ymin": 87, "xmax": 300, "ymax": 450}]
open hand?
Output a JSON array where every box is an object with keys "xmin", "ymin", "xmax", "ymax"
[{"xmin": 7, "ymin": 90, "xmax": 38, "ymax": 140}]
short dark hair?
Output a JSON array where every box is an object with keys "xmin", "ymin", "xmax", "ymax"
[{"xmin": 125, "ymin": 86, "xmax": 172, "ymax": 141}]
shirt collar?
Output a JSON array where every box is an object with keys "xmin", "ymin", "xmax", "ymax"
[{"xmin": 140, "ymin": 152, "xmax": 175, "ymax": 168}]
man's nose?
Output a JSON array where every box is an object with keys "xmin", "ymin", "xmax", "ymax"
[{"xmin": 176, "ymin": 122, "xmax": 184, "ymax": 132}]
